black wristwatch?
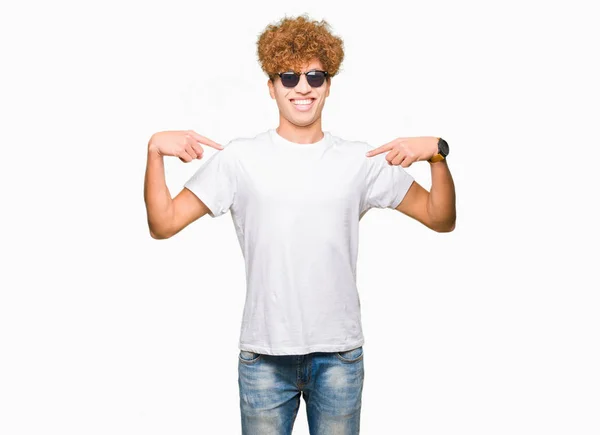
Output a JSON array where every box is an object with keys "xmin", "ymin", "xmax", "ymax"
[{"xmin": 429, "ymin": 138, "xmax": 449, "ymax": 163}]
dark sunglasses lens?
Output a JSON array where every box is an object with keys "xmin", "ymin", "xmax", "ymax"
[
  {"xmin": 281, "ymin": 73, "xmax": 299, "ymax": 87},
  {"xmin": 307, "ymin": 71, "xmax": 326, "ymax": 87}
]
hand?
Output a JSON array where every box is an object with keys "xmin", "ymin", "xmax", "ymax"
[
  {"xmin": 148, "ymin": 130, "xmax": 223, "ymax": 162},
  {"xmin": 365, "ymin": 136, "xmax": 438, "ymax": 167}
]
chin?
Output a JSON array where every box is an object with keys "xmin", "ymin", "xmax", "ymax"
[
  {"xmin": 288, "ymin": 116, "xmax": 316, "ymax": 126},
  {"xmin": 289, "ymin": 111, "xmax": 322, "ymax": 124}
]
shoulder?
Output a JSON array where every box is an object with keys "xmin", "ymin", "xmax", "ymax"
[
  {"xmin": 209, "ymin": 133, "xmax": 257, "ymax": 161},
  {"xmin": 332, "ymin": 134, "xmax": 386, "ymax": 168},
  {"xmin": 223, "ymin": 130, "xmax": 271, "ymax": 156},
  {"xmin": 327, "ymin": 132, "xmax": 373, "ymax": 156}
]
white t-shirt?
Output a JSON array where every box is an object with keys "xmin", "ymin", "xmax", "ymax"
[{"xmin": 184, "ymin": 128, "xmax": 414, "ymax": 355}]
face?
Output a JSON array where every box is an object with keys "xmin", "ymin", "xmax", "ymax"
[{"xmin": 267, "ymin": 58, "xmax": 331, "ymax": 128}]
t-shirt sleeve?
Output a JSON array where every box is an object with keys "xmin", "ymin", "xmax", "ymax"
[
  {"xmin": 363, "ymin": 143, "xmax": 415, "ymax": 211},
  {"xmin": 183, "ymin": 141, "xmax": 237, "ymax": 218}
]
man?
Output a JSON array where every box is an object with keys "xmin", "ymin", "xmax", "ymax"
[{"xmin": 144, "ymin": 14, "xmax": 455, "ymax": 435}]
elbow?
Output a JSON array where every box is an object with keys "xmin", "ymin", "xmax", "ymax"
[
  {"xmin": 148, "ymin": 222, "xmax": 172, "ymax": 240},
  {"xmin": 147, "ymin": 207, "xmax": 176, "ymax": 239},
  {"xmin": 428, "ymin": 212, "xmax": 456, "ymax": 233},
  {"xmin": 150, "ymin": 229, "xmax": 169, "ymax": 239},
  {"xmin": 436, "ymin": 224, "xmax": 455, "ymax": 233},
  {"xmin": 434, "ymin": 218, "xmax": 456, "ymax": 233},
  {"xmin": 426, "ymin": 202, "xmax": 456, "ymax": 233}
]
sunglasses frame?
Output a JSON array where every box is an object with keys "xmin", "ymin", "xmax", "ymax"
[{"xmin": 273, "ymin": 69, "xmax": 330, "ymax": 88}]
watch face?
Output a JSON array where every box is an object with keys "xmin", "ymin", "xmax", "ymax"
[{"xmin": 439, "ymin": 138, "xmax": 449, "ymax": 156}]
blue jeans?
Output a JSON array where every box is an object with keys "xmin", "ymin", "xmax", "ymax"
[{"xmin": 238, "ymin": 346, "xmax": 364, "ymax": 434}]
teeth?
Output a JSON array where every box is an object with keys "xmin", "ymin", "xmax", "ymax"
[{"xmin": 292, "ymin": 99, "xmax": 313, "ymax": 105}]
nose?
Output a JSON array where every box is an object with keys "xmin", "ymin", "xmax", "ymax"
[{"xmin": 294, "ymin": 74, "xmax": 311, "ymax": 93}]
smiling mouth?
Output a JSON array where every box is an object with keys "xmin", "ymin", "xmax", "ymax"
[
  {"xmin": 290, "ymin": 98, "xmax": 315, "ymax": 103},
  {"xmin": 290, "ymin": 98, "xmax": 315, "ymax": 110}
]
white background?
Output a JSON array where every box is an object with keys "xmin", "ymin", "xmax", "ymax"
[{"xmin": 1, "ymin": 0, "xmax": 599, "ymax": 434}]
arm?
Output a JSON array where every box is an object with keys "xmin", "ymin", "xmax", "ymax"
[
  {"xmin": 395, "ymin": 159, "xmax": 456, "ymax": 232},
  {"xmin": 144, "ymin": 146, "xmax": 210, "ymax": 239}
]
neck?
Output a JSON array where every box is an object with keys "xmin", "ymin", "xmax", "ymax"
[{"xmin": 276, "ymin": 117, "xmax": 324, "ymax": 144}]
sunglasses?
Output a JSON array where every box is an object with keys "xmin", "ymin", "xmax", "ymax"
[{"xmin": 275, "ymin": 69, "xmax": 329, "ymax": 88}]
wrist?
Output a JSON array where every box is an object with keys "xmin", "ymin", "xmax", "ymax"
[
  {"xmin": 148, "ymin": 140, "xmax": 162, "ymax": 158},
  {"xmin": 428, "ymin": 156, "xmax": 447, "ymax": 165},
  {"xmin": 428, "ymin": 137, "xmax": 449, "ymax": 163},
  {"xmin": 428, "ymin": 154, "xmax": 446, "ymax": 164}
]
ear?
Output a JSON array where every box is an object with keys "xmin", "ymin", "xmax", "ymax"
[
  {"xmin": 326, "ymin": 79, "xmax": 331, "ymax": 97},
  {"xmin": 268, "ymin": 78, "xmax": 275, "ymax": 99}
]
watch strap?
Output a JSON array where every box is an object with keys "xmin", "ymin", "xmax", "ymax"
[{"xmin": 428, "ymin": 153, "xmax": 445, "ymax": 163}]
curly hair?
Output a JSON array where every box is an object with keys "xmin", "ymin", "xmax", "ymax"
[{"xmin": 256, "ymin": 14, "xmax": 345, "ymax": 81}]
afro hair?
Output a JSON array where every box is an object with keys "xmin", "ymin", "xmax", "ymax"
[{"xmin": 256, "ymin": 14, "xmax": 345, "ymax": 81}]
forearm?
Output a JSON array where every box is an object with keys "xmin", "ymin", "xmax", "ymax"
[
  {"xmin": 144, "ymin": 142, "xmax": 174, "ymax": 238},
  {"xmin": 426, "ymin": 160, "xmax": 456, "ymax": 231}
]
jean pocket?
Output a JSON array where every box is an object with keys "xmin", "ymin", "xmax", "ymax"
[
  {"xmin": 239, "ymin": 349, "xmax": 261, "ymax": 364},
  {"xmin": 335, "ymin": 346, "xmax": 364, "ymax": 363}
]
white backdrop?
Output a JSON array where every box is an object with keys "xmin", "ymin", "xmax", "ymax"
[{"xmin": 1, "ymin": 0, "xmax": 599, "ymax": 434}]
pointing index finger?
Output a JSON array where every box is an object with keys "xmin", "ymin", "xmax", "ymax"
[
  {"xmin": 187, "ymin": 130, "xmax": 224, "ymax": 149},
  {"xmin": 365, "ymin": 143, "xmax": 392, "ymax": 157}
]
